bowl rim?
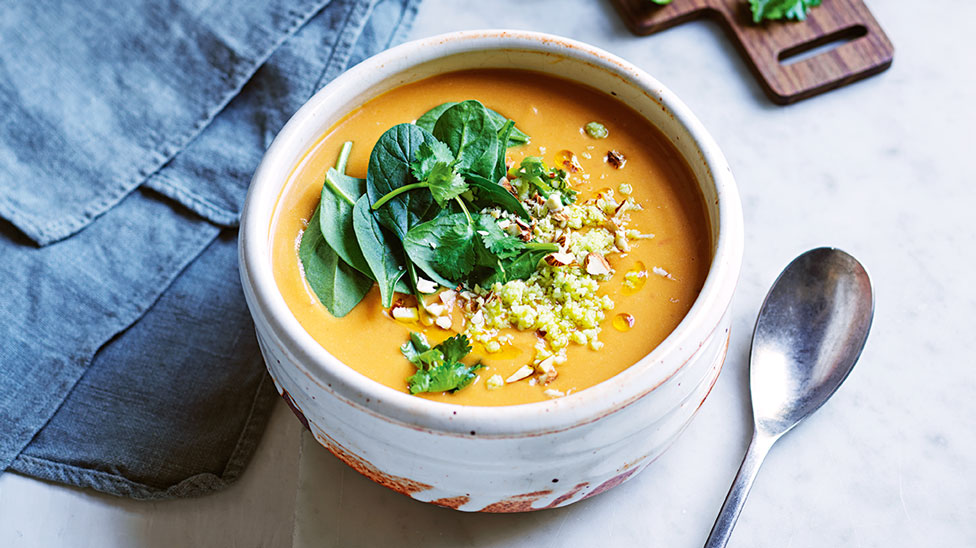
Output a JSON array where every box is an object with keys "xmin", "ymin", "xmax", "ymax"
[{"xmin": 240, "ymin": 29, "xmax": 743, "ymax": 437}]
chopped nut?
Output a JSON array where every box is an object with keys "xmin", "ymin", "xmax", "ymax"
[
  {"xmin": 535, "ymin": 356, "xmax": 558, "ymax": 384},
  {"xmin": 545, "ymin": 193, "xmax": 564, "ymax": 213},
  {"xmin": 426, "ymin": 302, "xmax": 445, "ymax": 316},
  {"xmin": 557, "ymin": 150, "xmax": 583, "ymax": 173},
  {"xmin": 391, "ymin": 307, "xmax": 418, "ymax": 321},
  {"xmin": 613, "ymin": 200, "xmax": 630, "ymax": 218},
  {"xmin": 470, "ymin": 310, "xmax": 485, "ymax": 327},
  {"xmin": 585, "ymin": 252, "xmax": 612, "ymax": 276},
  {"xmin": 435, "ymin": 315, "xmax": 452, "ymax": 329},
  {"xmin": 545, "ymin": 252, "xmax": 575, "ymax": 266},
  {"xmin": 606, "ymin": 150, "xmax": 627, "ymax": 169},
  {"xmin": 439, "ymin": 289, "xmax": 457, "ymax": 307},
  {"xmin": 500, "ymin": 179, "xmax": 518, "ymax": 197},
  {"xmin": 614, "ymin": 230, "xmax": 630, "ymax": 252},
  {"xmin": 543, "ymin": 388, "xmax": 565, "ymax": 398},
  {"xmin": 416, "ymin": 278, "xmax": 438, "ymax": 294},
  {"xmin": 506, "ymin": 365, "xmax": 535, "ymax": 383},
  {"xmin": 652, "ymin": 266, "xmax": 674, "ymax": 279}
]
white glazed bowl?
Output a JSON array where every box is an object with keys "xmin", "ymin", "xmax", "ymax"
[{"xmin": 240, "ymin": 30, "xmax": 743, "ymax": 512}]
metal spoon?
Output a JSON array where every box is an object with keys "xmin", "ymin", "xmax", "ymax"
[{"xmin": 704, "ymin": 247, "xmax": 874, "ymax": 548}]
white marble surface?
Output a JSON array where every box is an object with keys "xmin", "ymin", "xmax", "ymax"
[{"xmin": 2, "ymin": 1, "xmax": 974, "ymax": 547}]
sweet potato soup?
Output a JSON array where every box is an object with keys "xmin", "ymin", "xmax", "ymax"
[{"xmin": 271, "ymin": 69, "xmax": 710, "ymax": 406}]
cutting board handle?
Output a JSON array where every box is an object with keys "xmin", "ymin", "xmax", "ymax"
[{"xmin": 611, "ymin": 0, "xmax": 894, "ymax": 104}]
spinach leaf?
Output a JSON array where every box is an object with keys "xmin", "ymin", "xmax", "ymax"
[
  {"xmin": 415, "ymin": 102, "xmax": 456, "ymax": 132},
  {"xmin": 493, "ymin": 119, "xmax": 514, "ymax": 184},
  {"xmin": 417, "ymin": 102, "xmax": 530, "ymax": 146},
  {"xmin": 366, "ymin": 123, "xmax": 442, "ymax": 240},
  {"xmin": 318, "ymin": 168, "xmax": 372, "ymax": 278},
  {"xmin": 466, "ymin": 174, "xmax": 530, "ymax": 220},
  {"xmin": 299, "ymin": 206, "xmax": 372, "ymax": 317},
  {"xmin": 486, "ymin": 109, "xmax": 530, "ymax": 146},
  {"xmin": 433, "ymin": 100, "xmax": 497, "ymax": 179},
  {"xmin": 352, "ymin": 195, "xmax": 408, "ymax": 308},
  {"xmin": 403, "ymin": 213, "xmax": 476, "ymax": 286}
]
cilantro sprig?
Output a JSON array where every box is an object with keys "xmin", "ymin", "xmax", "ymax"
[
  {"xmin": 510, "ymin": 157, "xmax": 578, "ymax": 205},
  {"xmin": 649, "ymin": 0, "xmax": 822, "ymax": 23},
  {"xmin": 402, "ymin": 333, "xmax": 482, "ymax": 394},
  {"xmin": 749, "ymin": 0, "xmax": 821, "ymax": 23}
]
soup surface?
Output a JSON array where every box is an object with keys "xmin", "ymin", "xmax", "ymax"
[{"xmin": 271, "ymin": 69, "xmax": 710, "ymax": 406}]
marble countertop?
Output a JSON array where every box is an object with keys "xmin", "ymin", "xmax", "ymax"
[{"xmin": 1, "ymin": 1, "xmax": 972, "ymax": 547}]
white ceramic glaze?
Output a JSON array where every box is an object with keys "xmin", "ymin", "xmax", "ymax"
[{"xmin": 239, "ymin": 30, "xmax": 743, "ymax": 512}]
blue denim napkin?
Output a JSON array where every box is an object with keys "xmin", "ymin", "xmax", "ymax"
[{"xmin": 0, "ymin": 0, "xmax": 420, "ymax": 499}]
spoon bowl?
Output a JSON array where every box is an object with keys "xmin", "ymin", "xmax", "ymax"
[
  {"xmin": 751, "ymin": 247, "xmax": 874, "ymax": 436},
  {"xmin": 704, "ymin": 247, "xmax": 874, "ymax": 548}
]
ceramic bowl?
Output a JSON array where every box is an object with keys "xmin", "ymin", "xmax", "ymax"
[{"xmin": 239, "ymin": 30, "xmax": 743, "ymax": 512}]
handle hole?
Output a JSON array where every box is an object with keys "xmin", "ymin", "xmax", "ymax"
[{"xmin": 778, "ymin": 25, "xmax": 868, "ymax": 66}]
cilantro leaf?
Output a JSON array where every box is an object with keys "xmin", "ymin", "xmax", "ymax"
[
  {"xmin": 750, "ymin": 0, "xmax": 821, "ymax": 23},
  {"xmin": 402, "ymin": 333, "xmax": 481, "ymax": 394},
  {"xmin": 476, "ymin": 215, "xmax": 524, "ymax": 259},
  {"xmin": 408, "ymin": 361, "xmax": 483, "ymax": 394},
  {"xmin": 403, "ymin": 213, "xmax": 476, "ymax": 285},
  {"xmin": 410, "ymin": 141, "xmax": 454, "ymax": 181},
  {"xmin": 400, "ymin": 332, "xmax": 432, "ymax": 364},
  {"xmin": 436, "ymin": 334, "xmax": 472, "ymax": 363},
  {"xmin": 479, "ymin": 243, "xmax": 558, "ymax": 286},
  {"xmin": 425, "ymin": 162, "xmax": 469, "ymax": 207},
  {"xmin": 400, "ymin": 332, "xmax": 448, "ymax": 368},
  {"xmin": 510, "ymin": 157, "xmax": 577, "ymax": 205}
]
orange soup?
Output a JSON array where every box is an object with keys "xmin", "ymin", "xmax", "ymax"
[{"xmin": 271, "ymin": 69, "xmax": 710, "ymax": 406}]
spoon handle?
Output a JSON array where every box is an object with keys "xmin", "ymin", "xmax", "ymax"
[{"xmin": 703, "ymin": 429, "xmax": 777, "ymax": 548}]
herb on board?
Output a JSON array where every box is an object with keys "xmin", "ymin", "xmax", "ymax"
[
  {"xmin": 750, "ymin": 0, "xmax": 822, "ymax": 22},
  {"xmin": 651, "ymin": 0, "xmax": 821, "ymax": 23}
]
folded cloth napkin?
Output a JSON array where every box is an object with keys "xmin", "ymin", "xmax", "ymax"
[{"xmin": 0, "ymin": 0, "xmax": 420, "ymax": 499}]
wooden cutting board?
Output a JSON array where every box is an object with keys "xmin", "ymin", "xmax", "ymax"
[{"xmin": 610, "ymin": 0, "xmax": 893, "ymax": 104}]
